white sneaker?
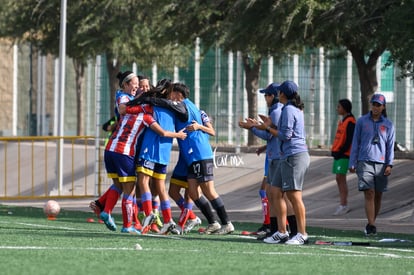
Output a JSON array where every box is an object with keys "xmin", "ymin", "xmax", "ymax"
[
  {"xmin": 184, "ymin": 216, "xmax": 202, "ymax": 233},
  {"xmin": 142, "ymin": 213, "xmax": 156, "ymax": 229},
  {"xmin": 159, "ymin": 220, "xmax": 177, "ymax": 235},
  {"xmin": 333, "ymin": 205, "xmax": 350, "ymax": 216},
  {"xmin": 173, "ymin": 225, "xmax": 183, "ymax": 235},
  {"xmin": 203, "ymin": 221, "xmax": 221, "ymax": 234},
  {"xmin": 263, "ymin": 231, "xmax": 289, "ymax": 244},
  {"xmin": 285, "ymin": 233, "xmax": 309, "ymax": 245},
  {"xmin": 214, "ymin": 222, "xmax": 235, "ymax": 235}
]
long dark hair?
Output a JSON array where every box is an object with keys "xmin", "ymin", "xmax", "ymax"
[
  {"xmin": 144, "ymin": 78, "xmax": 173, "ymax": 99},
  {"xmin": 288, "ymin": 93, "xmax": 305, "ymax": 110}
]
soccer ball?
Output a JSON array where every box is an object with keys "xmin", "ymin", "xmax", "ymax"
[{"xmin": 44, "ymin": 200, "xmax": 61, "ymax": 219}]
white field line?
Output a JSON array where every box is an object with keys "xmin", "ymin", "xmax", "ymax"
[
  {"xmin": 1, "ymin": 221, "xmax": 413, "ymax": 259},
  {"xmin": 0, "ymin": 220, "xmax": 83, "ymax": 231},
  {"xmin": 0, "ymin": 245, "xmax": 413, "ymax": 260}
]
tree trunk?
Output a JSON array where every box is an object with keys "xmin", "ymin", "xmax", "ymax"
[
  {"xmin": 349, "ymin": 46, "xmax": 385, "ymax": 114},
  {"xmin": 73, "ymin": 59, "xmax": 85, "ymax": 136},
  {"xmin": 105, "ymin": 55, "xmax": 122, "ymax": 117},
  {"xmin": 242, "ymin": 53, "xmax": 262, "ymax": 146}
]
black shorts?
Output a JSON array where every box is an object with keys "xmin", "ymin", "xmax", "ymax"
[{"xmin": 187, "ymin": 159, "xmax": 214, "ymax": 183}]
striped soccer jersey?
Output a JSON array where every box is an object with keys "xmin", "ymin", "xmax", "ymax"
[{"xmin": 105, "ymin": 90, "xmax": 154, "ymax": 156}]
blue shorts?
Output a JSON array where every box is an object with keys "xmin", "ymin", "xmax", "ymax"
[
  {"xmin": 170, "ymin": 156, "xmax": 188, "ymax": 188},
  {"xmin": 356, "ymin": 161, "xmax": 388, "ymax": 192},
  {"xmin": 136, "ymin": 159, "xmax": 167, "ymax": 180},
  {"xmin": 272, "ymin": 152, "xmax": 310, "ymax": 191},
  {"xmin": 104, "ymin": 150, "xmax": 136, "ymax": 183}
]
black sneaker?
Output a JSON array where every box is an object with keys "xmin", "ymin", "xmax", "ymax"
[
  {"xmin": 255, "ymin": 224, "xmax": 271, "ymax": 236},
  {"xmin": 364, "ymin": 224, "xmax": 377, "ymax": 236}
]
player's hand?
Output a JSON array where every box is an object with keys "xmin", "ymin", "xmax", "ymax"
[
  {"xmin": 256, "ymin": 145, "xmax": 266, "ymax": 156},
  {"xmin": 384, "ymin": 166, "xmax": 392, "ymax": 176},
  {"xmin": 239, "ymin": 118, "xmax": 256, "ymax": 129},
  {"xmin": 177, "ymin": 128, "xmax": 187, "ymax": 140},
  {"xmin": 186, "ymin": 120, "xmax": 199, "ymax": 132}
]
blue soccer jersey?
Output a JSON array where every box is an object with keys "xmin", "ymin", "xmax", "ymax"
[
  {"xmin": 139, "ymin": 106, "xmax": 176, "ymax": 165},
  {"xmin": 175, "ymin": 98, "xmax": 213, "ymax": 165}
]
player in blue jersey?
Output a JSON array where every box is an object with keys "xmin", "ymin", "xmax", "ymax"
[
  {"xmin": 169, "ymin": 109, "xmax": 215, "ymax": 233},
  {"xmin": 126, "ymin": 80, "xmax": 187, "ymax": 235},
  {"xmin": 170, "ymin": 82, "xmax": 234, "ymax": 235}
]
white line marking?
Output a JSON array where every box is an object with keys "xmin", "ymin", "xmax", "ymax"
[{"xmin": 0, "ymin": 245, "xmax": 413, "ymax": 259}]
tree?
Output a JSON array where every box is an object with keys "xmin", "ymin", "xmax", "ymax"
[
  {"xmin": 309, "ymin": 0, "xmax": 411, "ymax": 114},
  {"xmin": 158, "ymin": 0, "xmax": 311, "ymax": 145},
  {"xmin": 381, "ymin": 0, "xmax": 414, "ymax": 79},
  {"xmin": 0, "ymin": 0, "xmax": 194, "ymax": 134}
]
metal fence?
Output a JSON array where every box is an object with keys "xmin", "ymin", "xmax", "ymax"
[
  {"xmin": 1, "ymin": 43, "xmax": 413, "ymax": 151},
  {"xmin": 0, "ymin": 136, "xmax": 103, "ymax": 200}
]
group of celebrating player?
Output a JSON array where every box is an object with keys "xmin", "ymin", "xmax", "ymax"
[{"xmin": 90, "ymin": 71, "xmax": 234, "ymax": 236}]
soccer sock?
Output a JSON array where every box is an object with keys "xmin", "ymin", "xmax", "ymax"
[
  {"xmin": 259, "ymin": 189, "xmax": 270, "ymax": 225},
  {"xmin": 287, "ymin": 215, "xmax": 298, "ymax": 236},
  {"xmin": 194, "ymin": 197, "xmax": 215, "ymax": 224},
  {"xmin": 160, "ymin": 200, "xmax": 172, "ymax": 223},
  {"xmin": 210, "ymin": 197, "xmax": 229, "ymax": 225},
  {"xmin": 175, "ymin": 197, "xmax": 185, "ymax": 211},
  {"xmin": 178, "ymin": 207, "xmax": 191, "ymax": 228},
  {"xmin": 103, "ymin": 184, "xmax": 122, "ymax": 214},
  {"xmin": 132, "ymin": 197, "xmax": 141, "ymax": 229},
  {"xmin": 121, "ymin": 194, "xmax": 134, "ymax": 228},
  {"xmin": 141, "ymin": 192, "xmax": 153, "ymax": 216},
  {"xmin": 262, "ymin": 198, "xmax": 270, "ymax": 225},
  {"xmin": 259, "ymin": 189, "xmax": 267, "ymax": 199},
  {"xmin": 152, "ymin": 198, "xmax": 160, "ymax": 212},
  {"xmin": 188, "ymin": 210, "xmax": 197, "ymax": 220},
  {"xmin": 270, "ymin": 217, "xmax": 278, "ymax": 234},
  {"xmin": 137, "ymin": 197, "xmax": 143, "ymax": 209},
  {"xmin": 187, "ymin": 201, "xmax": 197, "ymax": 220},
  {"xmin": 97, "ymin": 188, "xmax": 109, "ymax": 208}
]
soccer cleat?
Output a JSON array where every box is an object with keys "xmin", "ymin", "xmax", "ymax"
[
  {"xmin": 152, "ymin": 209, "xmax": 163, "ymax": 227},
  {"xmin": 159, "ymin": 220, "xmax": 177, "ymax": 235},
  {"xmin": 99, "ymin": 211, "xmax": 117, "ymax": 231},
  {"xmin": 89, "ymin": 200, "xmax": 102, "ymax": 217},
  {"xmin": 141, "ymin": 213, "xmax": 156, "ymax": 232},
  {"xmin": 174, "ymin": 226, "xmax": 184, "ymax": 235},
  {"xmin": 263, "ymin": 231, "xmax": 289, "ymax": 244},
  {"xmin": 170, "ymin": 226, "xmax": 181, "ymax": 235},
  {"xmin": 333, "ymin": 205, "xmax": 350, "ymax": 216},
  {"xmin": 121, "ymin": 226, "xmax": 141, "ymax": 235},
  {"xmin": 184, "ymin": 216, "xmax": 202, "ymax": 233},
  {"xmin": 285, "ymin": 233, "xmax": 309, "ymax": 245},
  {"xmin": 214, "ymin": 222, "xmax": 235, "ymax": 235},
  {"xmin": 364, "ymin": 224, "xmax": 377, "ymax": 236},
  {"xmin": 202, "ymin": 221, "xmax": 221, "ymax": 235},
  {"xmin": 254, "ymin": 224, "xmax": 271, "ymax": 236},
  {"xmin": 150, "ymin": 223, "xmax": 160, "ymax": 233}
]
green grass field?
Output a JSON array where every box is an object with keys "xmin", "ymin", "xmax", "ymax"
[{"xmin": 0, "ymin": 204, "xmax": 413, "ymax": 275}]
